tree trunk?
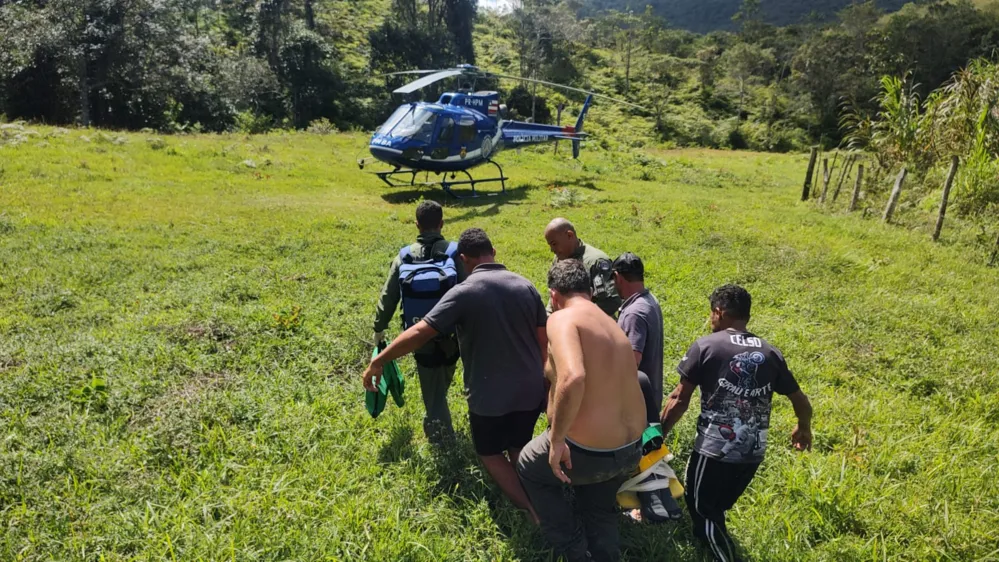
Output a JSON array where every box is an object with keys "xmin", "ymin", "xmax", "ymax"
[
  {"xmin": 624, "ymin": 31, "xmax": 632, "ymax": 93},
  {"xmin": 738, "ymin": 77, "xmax": 745, "ymax": 119},
  {"xmin": 531, "ymin": 74, "xmax": 537, "ymax": 123},
  {"xmin": 78, "ymin": 56, "xmax": 90, "ymax": 127},
  {"xmin": 305, "ymin": 0, "xmax": 315, "ymax": 29}
]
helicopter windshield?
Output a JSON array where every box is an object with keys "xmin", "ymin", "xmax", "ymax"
[{"xmin": 379, "ymin": 106, "xmax": 437, "ymax": 142}]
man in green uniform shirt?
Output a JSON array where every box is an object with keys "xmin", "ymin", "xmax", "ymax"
[
  {"xmin": 543, "ymin": 217, "xmax": 621, "ymax": 317},
  {"xmin": 373, "ymin": 201, "xmax": 464, "ymax": 444}
]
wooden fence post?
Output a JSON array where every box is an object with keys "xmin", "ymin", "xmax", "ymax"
[
  {"xmin": 801, "ymin": 146, "xmax": 818, "ymax": 201},
  {"xmin": 849, "ymin": 164, "xmax": 864, "ymax": 212},
  {"xmin": 833, "ymin": 154, "xmax": 855, "ymax": 203},
  {"xmin": 883, "ymin": 168, "xmax": 907, "ymax": 223},
  {"xmin": 819, "ymin": 158, "xmax": 832, "ymax": 203},
  {"xmin": 812, "ymin": 151, "xmax": 821, "ymax": 194},
  {"xmin": 932, "ymin": 156, "xmax": 959, "ymax": 242}
]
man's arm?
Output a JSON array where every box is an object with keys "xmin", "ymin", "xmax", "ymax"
[
  {"xmin": 373, "ymin": 257, "xmax": 402, "ymax": 334},
  {"xmin": 618, "ymin": 312, "xmax": 647, "ymax": 368},
  {"xmin": 787, "ymin": 390, "xmax": 813, "ymax": 451},
  {"xmin": 660, "ymin": 378, "xmax": 697, "ymax": 435},
  {"xmin": 545, "ymin": 314, "xmax": 586, "ymax": 483},
  {"xmin": 547, "ymin": 315, "xmax": 586, "ymax": 443},
  {"xmin": 362, "ymin": 321, "xmax": 439, "ymax": 391},
  {"xmin": 536, "ymin": 327, "xmax": 549, "ymax": 368}
]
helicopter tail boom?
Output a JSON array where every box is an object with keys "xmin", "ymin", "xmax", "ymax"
[
  {"xmin": 499, "ymin": 121, "xmax": 588, "ymax": 151},
  {"xmin": 572, "ymin": 95, "xmax": 593, "ymax": 159}
]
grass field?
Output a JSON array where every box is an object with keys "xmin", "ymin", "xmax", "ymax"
[{"xmin": 1, "ymin": 126, "xmax": 999, "ymax": 561}]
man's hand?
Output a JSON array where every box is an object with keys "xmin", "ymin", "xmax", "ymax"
[
  {"xmin": 362, "ymin": 360, "xmax": 383, "ymax": 392},
  {"xmin": 374, "ymin": 331, "xmax": 385, "ymax": 346},
  {"xmin": 549, "ymin": 439, "xmax": 572, "ymax": 484},
  {"xmin": 792, "ymin": 424, "xmax": 812, "ymax": 451}
]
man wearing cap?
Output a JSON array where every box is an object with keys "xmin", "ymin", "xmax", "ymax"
[
  {"xmin": 612, "ymin": 252, "xmax": 664, "ymax": 424},
  {"xmin": 612, "ymin": 252, "xmax": 682, "ymax": 523},
  {"xmin": 543, "ymin": 217, "xmax": 621, "ymax": 317}
]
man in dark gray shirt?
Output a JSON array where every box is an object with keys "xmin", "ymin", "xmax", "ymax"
[
  {"xmin": 661, "ymin": 285, "xmax": 813, "ymax": 561},
  {"xmin": 363, "ymin": 228, "xmax": 547, "ymax": 523},
  {"xmin": 612, "ymin": 252, "xmax": 664, "ymax": 424}
]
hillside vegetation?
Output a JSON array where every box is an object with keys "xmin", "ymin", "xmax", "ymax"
[
  {"xmin": 1, "ymin": 128, "xmax": 998, "ymax": 560},
  {"xmin": 577, "ymin": 0, "xmax": 911, "ymax": 32}
]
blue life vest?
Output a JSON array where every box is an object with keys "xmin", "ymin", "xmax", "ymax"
[{"xmin": 398, "ymin": 241, "xmax": 459, "ymax": 332}]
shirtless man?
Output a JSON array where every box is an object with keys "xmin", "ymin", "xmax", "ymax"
[{"xmin": 517, "ymin": 259, "xmax": 646, "ymax": 562}]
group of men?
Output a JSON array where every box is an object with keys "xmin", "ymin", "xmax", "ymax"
[{"xmin": 363, "ymin": 201, "xmax": 814, "ymax": 562}]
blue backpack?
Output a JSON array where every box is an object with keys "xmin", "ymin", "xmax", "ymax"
[{"xmin": 398, "ymin": 241, "xmax": 459, "ymax": 332}]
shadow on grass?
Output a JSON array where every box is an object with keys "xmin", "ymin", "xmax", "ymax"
[
  {"xmin": 549, "ymin": 177, "xmax": 604, "ymax": 191},
  {"xmin": 413, "ymin": 431, "xmax": 704, "ymax": 561},
  {"xmin": 377, "ymin": 423, "xmax": 416, "ymax": 464},
  {"xmin": 379, "ymin": 182, "xmax": 535, "ymax": 207}
]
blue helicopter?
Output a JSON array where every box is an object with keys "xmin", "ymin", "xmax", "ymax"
[{"xmin": 358, "ymin": 65, "xmax": 644, "ymax": 198}]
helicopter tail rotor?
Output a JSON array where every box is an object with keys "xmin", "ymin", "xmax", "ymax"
[{"xmin": 572, "ymin": 95, "xmax": 593, "ymax": 159}]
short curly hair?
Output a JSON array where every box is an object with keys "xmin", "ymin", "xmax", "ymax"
[
  {"xmin": 548, "ymin": 259, "xmax": 591, "ymax": 295},
  {"xmin": 457, "ymin": 228, "xmax": 493, "ymax": 258},
  {"xmin": 709, "ymin": 284, "xmax": 751, "ymax": 320}
]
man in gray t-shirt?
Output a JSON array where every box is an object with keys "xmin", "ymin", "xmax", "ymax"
[
  {"xmin": 363, "ymin": 228, "xmax": 547, "ymax": 524},
  {"xmin": 612, "ymin": 253, "xmax": 664, "ymax": 423}
]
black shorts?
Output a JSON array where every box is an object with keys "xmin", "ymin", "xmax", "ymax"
[{"xmin": 468, "ymin": 408, "xmax": 541, "ymax": 456}]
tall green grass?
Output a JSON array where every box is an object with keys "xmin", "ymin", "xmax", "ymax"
[{"xmin": 1, "ymin": 128, "xmax": 997, "ymax": 560}]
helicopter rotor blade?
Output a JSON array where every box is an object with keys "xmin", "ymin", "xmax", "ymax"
[
  {"xmin": 394, "ymin": 69, "xmax": 467, "ymax": 94},
  {"xmin": 374, "ymin": 69, "xmax": 448, "ymax": 78},
  {"xmin": 488, "ymin": 73, "xmax": 648, "ymax": 111}
]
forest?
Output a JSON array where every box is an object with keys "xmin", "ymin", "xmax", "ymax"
[{"xmin": 3, "ymin": 0, "xmax": 999, "ymax": 214}]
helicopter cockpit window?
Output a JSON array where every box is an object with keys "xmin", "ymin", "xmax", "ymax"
[
  {"xmin": 381, "ymin": 106, "xmax": 437, "ymax": 142},
  {"xmin": 438, "ymin": 117, "xmax": 456, "ymax": 143},
  {"xmin": 459, "ymin": 117, "xmax": 477, "ymax": 143}
]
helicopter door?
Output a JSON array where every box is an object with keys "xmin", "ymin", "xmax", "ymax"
[
  {"xmin": 458, "ymin": 117, "xmax": 481, "ymax": 158},
  {"xmin": 430, "ymin": 117, "xmax": 456, "ymax": 160}
]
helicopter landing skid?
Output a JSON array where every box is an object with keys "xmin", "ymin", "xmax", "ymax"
[{"xmin": 372, "ymin": 161, "xmax": 507, "ymax": 199}]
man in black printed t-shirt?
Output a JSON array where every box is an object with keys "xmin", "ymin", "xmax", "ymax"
[{"xmin": 661, "ymin": 285, "xmax": 813, "ymax": 562}]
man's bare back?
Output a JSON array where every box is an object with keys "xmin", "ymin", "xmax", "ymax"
[{"xmin": 547, "ymin": 298, "xmax": 646, "ymax": 449}]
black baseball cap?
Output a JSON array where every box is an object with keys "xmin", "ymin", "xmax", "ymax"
[{"xmin": 612, "ymin": 252, "xmax": 644, "ymax": 280}]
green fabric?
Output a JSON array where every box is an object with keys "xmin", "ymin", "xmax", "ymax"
[
  {"xmin": 546, "ymin": 239, "xmax": 623, "ymax": 316},
  {"xmin": 641, "ymin": 423, "xmax": 665, "ymax": 456},
  {"xmin": 365, "ymin": 344, "xmax": 406, "ymax": 418}
]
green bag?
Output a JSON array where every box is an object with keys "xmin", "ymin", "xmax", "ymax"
[
  {"xmin": 365, "ymin": 343, "xmax": 405, "ymax": 418},
  {"xmin": 641, "ymin": 423, "xmax": 664, "ymax": 456}
]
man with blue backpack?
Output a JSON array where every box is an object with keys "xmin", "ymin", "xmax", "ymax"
[{"xmin": 373, "ymin": 200, "xmax": 464, "ymax": 444}]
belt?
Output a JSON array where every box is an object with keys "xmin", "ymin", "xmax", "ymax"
[{"xmin": 566, "ymin": 437, "xmax": 642, "ymax": 458}]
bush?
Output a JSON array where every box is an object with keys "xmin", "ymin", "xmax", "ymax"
[
  {"xmin": 307, "ymin": 118, "xmax": 339, "ymax": 135},
  {"xmin": 548, "ymin": 187, "xmax": 585, "ymax": 208},
  {"xmin": 711, "ymin": 118, "xmax": 747, "ymax": 149},
  {"xmin": 235, "ymin": 111, "xmax": 274, "ymax": 135}
]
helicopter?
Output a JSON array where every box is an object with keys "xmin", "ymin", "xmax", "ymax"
[{"xmin": 358, "ymin": 64, "xmax": 644, "ymax": 198}]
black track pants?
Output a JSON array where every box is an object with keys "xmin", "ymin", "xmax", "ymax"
[{"xmin": 684, "ymin": 450, "xmax": 760, "ymax": 562}]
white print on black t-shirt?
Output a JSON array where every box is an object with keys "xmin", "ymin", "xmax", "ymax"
[
  {"xmin": 729, "ymin": 334, "xmax": 763, "ymax": 347},
  {"xmin": 718, "ymin": 378, "xmax": 772, "ymax": 397},
  {"xmin": 698, "ymin": 350, "xmax": 772, "ymax": 462}
]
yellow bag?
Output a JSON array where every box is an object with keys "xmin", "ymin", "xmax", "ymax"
[{"xmin": 616, "ymin": 443, "xmax": 685, "ymax": 509}]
